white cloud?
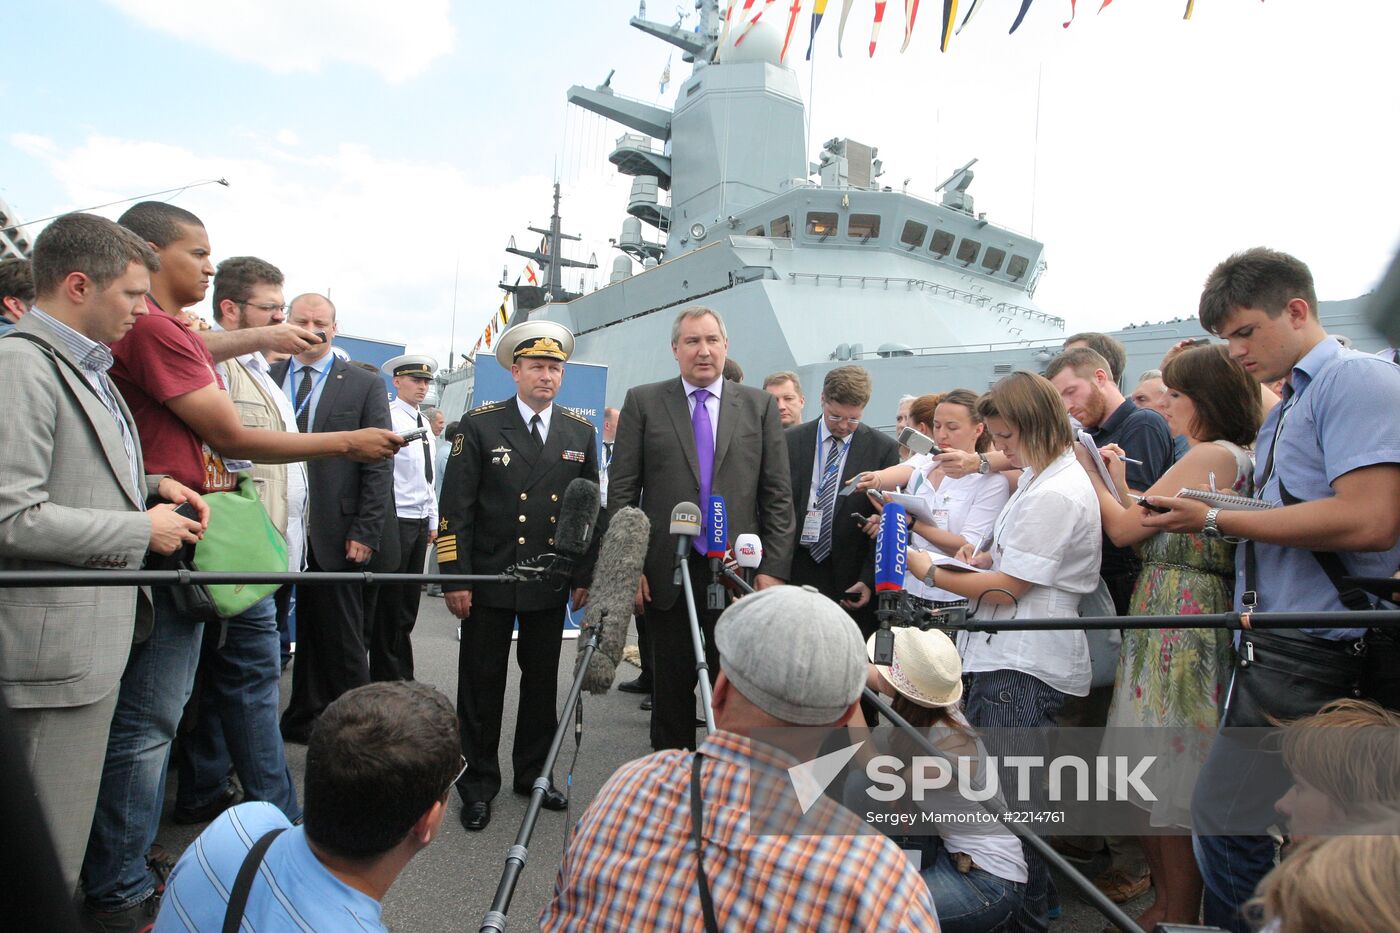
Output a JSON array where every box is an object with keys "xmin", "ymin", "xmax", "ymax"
[
  {"xmin": 102, "ymin": 0, "xmax": 455, "ymax": 83},
  {"xmin": 14, "ymin": 131, "xmax": 549, "ymax": 363}
]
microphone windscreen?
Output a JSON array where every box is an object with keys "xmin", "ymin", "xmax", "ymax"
[
  {"xmin": 706, "ymin": 495, "xmax": 728, "ymax": 558},
  {"xmin": 576, "ymin": 506, "xmax": 650, "ymax": 693},
  {"xmin": 734, "ymin": 533, "xmax": 763, "ymax": 569},
  {"xmin": 874, "ymin": 502, "xmax": 909, "ymax": 593},
  {"xmin": 555, "ymin": 478, "xmax": 601, "ymax": 559}
]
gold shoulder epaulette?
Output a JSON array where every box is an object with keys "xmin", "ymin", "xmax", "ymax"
[
  {"xmin": 469, "ymin": 400, "xmax": 508, "ymax": 416},
  {"xmin": 558, "ymin": 407, "xmax": 593, "ymax": 425}
]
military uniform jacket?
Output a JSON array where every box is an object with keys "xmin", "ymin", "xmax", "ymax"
[{"xmin": 438, "ymin": 398, "xmax": 600, "ymax": 612}]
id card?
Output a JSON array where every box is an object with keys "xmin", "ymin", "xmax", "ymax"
[{"xmin": 800, "ymin": 509, "xmax": 823, "ymax": 545}]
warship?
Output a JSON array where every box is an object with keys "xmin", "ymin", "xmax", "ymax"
[{"xmin": 439, "ymin": 0, "xmax": 1385, "ymax": 423}]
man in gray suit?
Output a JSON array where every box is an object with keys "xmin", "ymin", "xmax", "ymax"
[
  {"xmin": 607, "ymin": 307, "xmax": 795, "ymax": 750},
  {"xmin": 0, "ymin": 213, "xmax": 208, "ymax": 890}
]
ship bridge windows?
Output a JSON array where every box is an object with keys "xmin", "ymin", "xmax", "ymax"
[
  {"xmin": 1007, "ymin": 254, "xmax": 1030, "ymax": 281},
  {"xmin": 771, "ymin": 215, "xmax": 792, "ymax": 238},
  {"xmin": 929, "ymin": 229, "xmax": 955, "ymax": 258},
  {"xmin": 899, "ymin": 219, "xmax": 928, "ymax": 250},
  {"xmin": 982, "ymin": 247, "xmax": 1006, "ymax": 274},
  {"xmin": 956, "ymin": 238, "xmax": 981, "ymax": 266},
  {"xmin": 806, "ymin": 211, "xmax": 838, "ymax": 240},
  {"xmin": 848, "ymin": 213, "xmax": 881, "ymax": 243}
]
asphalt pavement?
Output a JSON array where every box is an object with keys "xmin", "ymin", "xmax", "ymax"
[{"xmin": 154, "ymin": 595, "xmax": 1155, "ymax": 932}]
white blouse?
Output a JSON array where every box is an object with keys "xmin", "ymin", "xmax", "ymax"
[
  {"xmin": 955, "ymin": 449, "xmax": 1103, "ymax": 697},
  {"xmin": 903, "ymin": 465, "xmax": 1011, "ymax": 602}
]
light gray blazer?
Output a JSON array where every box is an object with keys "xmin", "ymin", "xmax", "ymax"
[{"xmin": 0, "ymin": 313, "xmax": 162, "ymax": 709}]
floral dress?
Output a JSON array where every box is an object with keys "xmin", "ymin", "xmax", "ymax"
[{"xmin": 1101, "ymin": 440, "xmax": 1251, "ymax": 828}]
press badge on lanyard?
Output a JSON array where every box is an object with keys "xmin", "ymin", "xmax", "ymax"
[
  {"xmin": 932, "ymin": 489, "xmax": 951, "ymax": 532},
  {"xmin": 800, "ymin": 509, "xmax": 824, "ymax": 546}
]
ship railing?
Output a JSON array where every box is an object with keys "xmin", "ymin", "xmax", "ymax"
[
  {"xmin": 786, "ymin": 272, "xmax": 1064, "ymax": 328},
  {"xmin": 848, "ymin": 337, "xmax": 1062, "ymax": 361},
  {"xmin": 614, "ymin": 132, "xmax": 661, "ymax": 153}
]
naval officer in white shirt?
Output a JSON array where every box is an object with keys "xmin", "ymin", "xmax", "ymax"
[{"xmin": 370, "ymin": 354, "xmax": 439, "ymax": 681}]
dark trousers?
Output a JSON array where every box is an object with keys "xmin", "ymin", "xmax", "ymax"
[
  {"xmin": 647, "ymin": 557, "xmax": 722, "ymax": 751},
  {"xmin": 280, "ymin": 547, "xmax": 370, "ymax": 740},
  {"xmin": 370, "ymin": 517, "xmax": 430, "ymax": 682},
  {"xmin": 455, "ymin": 603, "xmax": 566, "ymax": 804},
  {"xmin": 634, "ymin": 612, "xmax": 652, "ymax": 687}
]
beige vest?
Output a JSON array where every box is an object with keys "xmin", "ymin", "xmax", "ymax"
[{"xmin": 222, "ymin": 358, "xmax": 290, "ymax": 537}]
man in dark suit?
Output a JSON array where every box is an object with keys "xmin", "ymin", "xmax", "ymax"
[
  {"xmin": 608, "ymin": 306, "xmax": 795, "ymax": 751},
  {"xmin": 785, "ymin": 365, "xmax": 900, "ymax": 637},
  {"xmin": 439, "ymin": 321, "xmax": 599, "ymax": 831},
  {"xmin": 272, "ymin": 293, "xmax": 398, "ymax": 742}
]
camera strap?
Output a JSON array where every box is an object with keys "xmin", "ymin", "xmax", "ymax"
[
  {"xmin": 689, "ymin": 752, "xmax": 721, "ymax": 933},
  {"xmin": 222, "ymin": 827, "xmax": 286, "ymax": 933}
]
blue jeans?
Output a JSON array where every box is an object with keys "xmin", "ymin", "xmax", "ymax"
[
  {"xmin": 278, "ymin": 586, "xmax": 296, "ymax": 671},
  {"xmin": 961, "ymin": 669, "xmax": 1068, "ymax": 933},
  {"xmin": 922, "ymin": 843, "xmax": 1025, "ymax": 933},
  {"xmin": 1190, "ymin": 728, "xmax": 1286, "ymax": 933},
  {"xmin": 81, "ymin": 589, "xmax": 203, "ymax": 910},
  {"xmin": 174, "ymin": 594, "xmax": 300, "ymax": 820}
]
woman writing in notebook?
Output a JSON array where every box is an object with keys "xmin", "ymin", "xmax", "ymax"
[
  {"xmin": 901, "ymin": 373, "xmax": 1103, "ymax": 929},
  {"xmin": 855, "ymin": 390, "xmax": 1011, "ymax": 611},
  {"xmin": 1079, "ymin": 343, "xmax": 1262, "ymax": 930}
]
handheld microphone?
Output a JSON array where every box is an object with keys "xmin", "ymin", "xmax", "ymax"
[
  {"xmin": 734, "ymin": 533, "xmax": 762, "ymax": 586},
  {"xmin": 705, "ymin": 496, "xmax": 729, "ymax": 609},
  {"xmin": 872, "ymin": 502, "xmax": 909, "ymax": 665},
  {"xmin": 550, "ymin": 478, "xmax": 602, "ymax": 586},
  {"xmin": 670, "ymin": 501, "xmax": 702, "ymax": 584},
  {"xmin": 575, "ymin": 506, "xmax": 650, "ymax": 693}
]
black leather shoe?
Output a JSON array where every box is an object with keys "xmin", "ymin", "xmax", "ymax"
[
  {"xmin": 639, "ymin": 695, "xmax": 653, "ymax": 711},
  {"xmin": 515, "ymin": 781, "xmax": 568, "ymax": 811},
  {"xmin": 618, "ymin": 675, "xmax": 652, "ymax": 695},
  {"xmin": 172, "ymin": 784, "xmax": 243, "ymax": 825},
  {"xmin": 460, "ymin": 801, "xmax": 490, "ymax": 831}
]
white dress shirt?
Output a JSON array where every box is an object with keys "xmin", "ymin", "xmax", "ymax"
[
  {"xmin": 680, "ymin": 375, "xmax": 723, "ymax": 445},
  {"xmin": 904, "ymin": 465, "xmax": 1011, "ymax": 602},
  {"xmin": 955, "ymin": 449, "xmax": 1102, "ymax": 697},
  {"xmin": 516, "ymin": 396, "xmax": 554, "ymax": 443},
  {"xmin": 389, "ymin": 397, "xmax": 439, "ymax": 524}
]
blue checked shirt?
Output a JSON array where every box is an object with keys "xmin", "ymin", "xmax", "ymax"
[{"xmin": 28, "ymin": 307, "xmax": 144, "ymax": 503}]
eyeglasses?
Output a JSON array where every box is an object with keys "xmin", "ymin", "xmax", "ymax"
[
  {"xmin": 442, "ymin": 754, "xmax": 468, "ymax": 798},
  {"xmin": 821, "ymin": 404, "xmax": 862, "ymax": 427},
  {"xmin": 237, "ymin": 300, "xmax": 287, "ymax": 314}
]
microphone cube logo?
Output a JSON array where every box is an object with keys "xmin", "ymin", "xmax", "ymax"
[{"xmin": 736, "ymin": 540, "xmax": 759, "ymax": 560}]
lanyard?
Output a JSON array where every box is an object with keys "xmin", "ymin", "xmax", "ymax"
[{"xmin": 289, "ymin": 362, "xmax": 333, "ymax": 420}]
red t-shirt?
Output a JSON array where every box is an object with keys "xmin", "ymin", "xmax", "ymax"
[{"xmin": 111, "ymin": 298, "xmax": 233, "ymax": 494}]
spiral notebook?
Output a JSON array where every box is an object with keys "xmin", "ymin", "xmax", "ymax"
[{"xmin": 1175, "ymin": 488, "xmax": 1276, "ymax": 511}]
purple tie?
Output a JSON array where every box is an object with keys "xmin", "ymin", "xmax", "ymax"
[{"xmin": 692, "ymin": 388, "xmax": 714, "ymax": 554}]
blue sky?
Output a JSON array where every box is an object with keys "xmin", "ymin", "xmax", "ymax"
[{"xmin": 6, "ymin": 1, "xmax": 1399, "ymax": 365}]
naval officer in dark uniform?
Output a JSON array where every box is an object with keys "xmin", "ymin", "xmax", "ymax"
[{"xmin": 439, "ymin": 321, "xmax": 599, "ymax": 831}]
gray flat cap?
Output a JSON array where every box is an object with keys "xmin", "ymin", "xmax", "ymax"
[{"xmin": 715, "ymin": 585, "xmax": 867, "ymax": 726}]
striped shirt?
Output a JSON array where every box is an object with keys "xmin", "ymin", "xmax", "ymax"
[
  {"xmin": 540, "ymin": 730, "xmax": 939, "ymax": 932},
  {"xmin": 27, "ymin": 306, "xmax": 144, "ymax": 501},
  {"xmin": 153, "ymin": 803, "xmax": 385, "ymax": 933}
]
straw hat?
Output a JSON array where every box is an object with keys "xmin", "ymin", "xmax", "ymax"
[{"xmin": 866, "ymin": 627, "xmax": 963, "ymax": 708}]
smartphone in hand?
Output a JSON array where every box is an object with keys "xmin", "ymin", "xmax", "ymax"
[{"xmin": 1135, "ymin": 495, "xmax": 1171, "ymax": 514}]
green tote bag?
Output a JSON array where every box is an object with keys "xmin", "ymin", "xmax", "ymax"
[{"xmin": 193, "ymin": 475, "xmax": 289, "ymax": 618}]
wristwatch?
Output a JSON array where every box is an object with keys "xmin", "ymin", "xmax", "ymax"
[
  {"xmin": 976, "ymin": 453, "xmax": 991, "ymax": 475},
  {"xmin": 922, "ymin": 563, "xmax": 937, "ymax": 588},
  {"xmin": 1202, "ymin": 507, "xmax": 1225, "ymax": 540}
]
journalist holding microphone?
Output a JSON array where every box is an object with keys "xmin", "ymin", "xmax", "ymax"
[
  {"xmin": 857, "ymin": 389, "xmax": 1012, "ymax": 609},
  {"xmin": 903, "ymin": 371, "xmax": 1103, "ymax": 930}
]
